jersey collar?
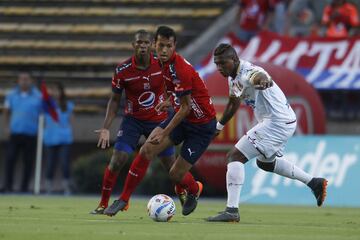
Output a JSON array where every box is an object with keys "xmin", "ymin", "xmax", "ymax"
[
  {"xmin": 131, "ymin": 53, "xmax": 156, "ymax": 70},
  {"xmin": 160, "ymin": 51, "xmax": 177, "ymax": 68},
  {"xmin": 231, "ymin": 61, "xmax": 241, "ymax": 81}
]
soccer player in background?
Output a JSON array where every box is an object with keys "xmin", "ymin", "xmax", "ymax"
[
  {"xmin": 104, "ymin": 26, "xmax": 217, "ymax": 217},
  {"xmin": 206, "ymin": 43, "xmax": 328, "ymax": 222},
  {"xmin": 91, "ymin": 30, "xmax": 197, "ymax": 214}
]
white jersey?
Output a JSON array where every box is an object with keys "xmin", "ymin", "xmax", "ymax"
[{"xmin": 228, "ymin": 60, "xmax": 296, "ymax": 123}]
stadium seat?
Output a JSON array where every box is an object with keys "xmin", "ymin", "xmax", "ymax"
[
  {"xmin": 0, "ymin": 7, "xmax": 222, "ymax": 18},
  {"xmin": 0, "ymin": 56, "xmax": 124, "ymax": 65},
  {"xmin": 0, "ymin": 23, "xmax": 182, "ymax": 34}
]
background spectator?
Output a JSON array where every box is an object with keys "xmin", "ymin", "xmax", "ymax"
[
  {"xmin": 43, "ymin": 82, "xmax": 74, "ymax": 195},
  {"xmin": 285, "ymin": 0, "xmax": 327, "ymax": 37},
  {"xmin": 2, "ymin": 72, "xmax": 42, "ymax": 193},
  {"xmin": 322, "ymin": 0, "xmax": 359, "ymax": 37},
  {"xmin": 235, "ymin": 0, "xmax": 275, "ymax": 42}
]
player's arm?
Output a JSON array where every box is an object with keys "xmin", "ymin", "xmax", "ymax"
[
  {"xmin": 163, "ymin": 94, "xmax": 191, "ymax": 136},
  {"xmin": 103, "ymin": 91, "xmax": 122, "ymax": 129},
  {"xmin": 149, "ymin": 94, "xmax": 191, "ymax": 144},
  {"xmin": 96, "ymin": 91, "xmax": 122, "ymax": 149},
  {"xmin": 249, "ymin": 71, "xmax": 273, "ymax": 90},
  {"xmin": 216, "ymin": 96, "xmax": 241, "ymax": 134}
]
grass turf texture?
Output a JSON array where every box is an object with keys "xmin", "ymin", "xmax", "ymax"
[{"xmin": 0, "ymin": 196, "xmax": 359, "ymax": 240}]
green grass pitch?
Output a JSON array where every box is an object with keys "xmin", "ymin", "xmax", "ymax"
[{"xmin": 0, "ymin": 196, "xmax": 359, "ymax": 240}]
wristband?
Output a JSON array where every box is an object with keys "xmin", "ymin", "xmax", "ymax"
[{"xmin": 216, "ymin": 122, "xmax": 224, "ymax": 131}]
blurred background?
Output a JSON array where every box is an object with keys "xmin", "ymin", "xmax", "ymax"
[{"xmin": 0, "ymin": 0, "xmax": 359, "ymax": 207}]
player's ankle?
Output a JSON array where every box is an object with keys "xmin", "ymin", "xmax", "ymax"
[{"xmin": 225, "ymin": 207, "xmax": 239, "ymax": 213}]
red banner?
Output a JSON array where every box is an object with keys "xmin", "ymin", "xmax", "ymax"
[{"xmin": 198, "ymin": 31, "xmax": 360, "ymax": 89}]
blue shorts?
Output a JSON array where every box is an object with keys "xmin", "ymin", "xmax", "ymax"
[
  {"xmin": 160, "ymin": 113, "xmax": 216, "ymax": 164},
  {"xmin": 114, "ymin": 116, "xmax": 175, "ymax": 157}
]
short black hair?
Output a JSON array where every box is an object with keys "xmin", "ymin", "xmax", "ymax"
[
  {"xmin": 154, "ymin": 26, "xmax": 176, "ymax": 42},
  {"xmin": 214, "ymin": 43, "xmax": 237, "ymax": 57},
  {"xmin": 134, "ymin": 29, "xmax": 152, "ymax": 40}
]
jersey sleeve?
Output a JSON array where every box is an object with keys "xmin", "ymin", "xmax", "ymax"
[
  {"xmin": 172, "ymin": 63, "xmax": 192, "ymax": 97},
  {"xmin": 243, "ymin": 62, "xmax": 271, "ymax": 85},
  {"xmin": 111, "ymin": 72, "xmax": 124, "ymax": 94}
]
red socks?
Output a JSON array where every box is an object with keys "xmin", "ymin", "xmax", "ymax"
[
  {"xmin": 119, "ymin": 154, "xmax": 198, "ymax": 202},
  {"xmin": 120, "ymin": 154, "xmax": 150, "ymax": 202},
  {"xmin": 179, "ymin": 172, "xmax": 199, "ymax": 195},
  {"xmin": 99, "ymin": 166, "xmax": 118, "ymax": 207}
]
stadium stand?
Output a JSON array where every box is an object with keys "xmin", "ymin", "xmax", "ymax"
[{"xmin": 0, "ymin": 0, "xmax": 235, "ymax": 112}]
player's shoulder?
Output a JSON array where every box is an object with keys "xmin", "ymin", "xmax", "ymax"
[
  {"xmin": 239, "ymin": 60, "xmax": 266, "ymax": 76},
  {"xmin": 115, "ymin": 57, "xmax": 133, "ymax": 75},
  {"xmin": 172, "ymin": 53, "xmax": 195, "ymax": 74},
  {"xmin": 174, "ymin": 54, "xmax": 192, "ymax": 67}
]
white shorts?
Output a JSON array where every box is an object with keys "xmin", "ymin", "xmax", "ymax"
[{"xmin": 235, "ymin": 119, "xmax": 296, "ymax": 162}]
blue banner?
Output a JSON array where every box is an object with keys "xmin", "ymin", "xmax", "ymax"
[{"xmin": 241, "ymin": 136, "xmax": 360, "ymax": 207}]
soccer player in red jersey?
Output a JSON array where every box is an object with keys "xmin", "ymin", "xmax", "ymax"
[
  {"xmin": 104, "ymin": 26, "xmax": 217, "ymax": 217},
  {"xmin": 91, "ymin": 30, "xmax": 196, "ymax": 214}
]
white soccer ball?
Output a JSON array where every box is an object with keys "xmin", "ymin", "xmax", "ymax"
[{"xmin": 147, "ymin": 194, "xmax": 176, "ymax": 222}]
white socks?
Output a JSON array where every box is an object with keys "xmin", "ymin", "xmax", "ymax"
[
  {"xmin": 274, "ymin": 158, "xmax": 312, "ymax": 184},
  {"xmin": 226, "ymin": 161, "xmax": 245, "ymax": 209}
]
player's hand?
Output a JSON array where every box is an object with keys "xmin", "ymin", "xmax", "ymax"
[
  {"xmin": 148, "ymin": 128, "xmax": 165, "ymax": 145},
  {"xmin": 254, "ymin": 78, "xmax": 273, "ymax": 90},
  {"xmin": 155, "ymin": 100, "xmax": 172, "ymax": 112},
  {"xmin": 250, "ymin": 72, "xmax": 273, "ymax": 90},
  {"xmin": 95, "ymin": 128, "xmax": 110, "ymax": 149},
  {"xmin": 213, "ymin": 129, "xmax": 221, "ymax": 139}
]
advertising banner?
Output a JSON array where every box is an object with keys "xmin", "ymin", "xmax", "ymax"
[
  {"xmin": 198, "ymin": 31, "xmax": 360, "ymax": 89},
  {"xmin": 195, "ymin": 136, "xmax": 360, "ymax": 206}
]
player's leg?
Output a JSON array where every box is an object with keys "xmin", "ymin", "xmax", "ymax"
[
  {"xmin": 168, "ymin": 156, "xmax": 202, "ymax": 216},
  {"xmin": 92, "ymin": 117, "xmax": 140, "ymax": 214},
  {"xmin": 207, "ymin": 135, "xmax": 258, "ymax": 222},
  {"xmin": 158, "ymin": 147, "xmax": 193, "ymax": 207},
  {"xmin": 104, "ymin": 127, "xmax": 174, "ymax": 216},
  {"xmin": 91, "ymin": 150, "xmax": 130, "ymax": 214},
  {"xmin": 256, "ymin": 155, "xmax": 327, "ymax": 207},
  {"xmin": 171, "ymin": 119, "xmax": 216, "ymax": 215},
  {"xmin": 255, "ymin": 121, "xmax": 327, "ymax": 206}
]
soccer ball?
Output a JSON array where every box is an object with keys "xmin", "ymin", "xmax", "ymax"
[{"xmin": 147, "ymin": 194, "xmax": 176, "ymax": 222}]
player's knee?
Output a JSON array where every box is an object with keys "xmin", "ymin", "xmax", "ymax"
[
  {"xmin": 109, "ymin": 150, "xmax": 128, "ymax": 172},
  {"xmin": 159, "ymin": 156, "xmax": 174, "ymax": 172},
  {"xmin": 226, "ymin": 150, "xmax": 248, "ymax": 164},
  {"xmin": 139, "ymin": 143, "xmax": 156, "ymax": 160},
  {"xmin": 256, "ymin": 159, "xmax": 275, "ymax": 172}
]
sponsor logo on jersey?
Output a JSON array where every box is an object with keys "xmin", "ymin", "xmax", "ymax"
[
  {"xmin": 144, "ymin": 82, "xmax": 150, "ymax": 90},
  {"xmin": 169, "ymin": 64, "xmax": 180, "ymax": 85},
  {"xmin": 115, "ymin": 62, "xmax": 132, "ymax": 74},
  {"xmin": 191, "ymin": 98, "xmax": 204, "ymax": 119},
  {"xmin": 138, "ymin": 91, "xmax": 155, "ymax": 107}
]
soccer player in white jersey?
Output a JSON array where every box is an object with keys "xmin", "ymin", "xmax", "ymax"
[{"xmin": 206, "ymin": 43, "xmax": 328, "ymax": 222}]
